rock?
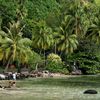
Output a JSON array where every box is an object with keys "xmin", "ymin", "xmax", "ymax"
[
  {"xmin": 71, "ymin": 70, "xmax": 82, "ymax": 75},
  {"xmin": 0, "ymin": 74, "xmax": 6, "ymax": 80},
  {"xmin": 0, "ymin": 85, "xmax": 2, "ymax": 88},
  {"xmin": 84, "ymin": 90, "xmax": 98, "ymax": 94}
]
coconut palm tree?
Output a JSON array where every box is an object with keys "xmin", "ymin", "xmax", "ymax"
[
  {"xmin": 0, "ymin": 21, "xmax": 32, "ymax": 71},
  {"xmin": 56, "ymin": 15, "xmax": 78, "ymax": 54},
  {"xmin": 61, "ymin": 0, "xmax": 93, "ymax": 37},
  {"xmin": 32, "ymin": 20, "xmax": 54, "ymax": 55},
  {"xmin": 87, "ymin": 15, "xmax": 100, "ymax": 44}
]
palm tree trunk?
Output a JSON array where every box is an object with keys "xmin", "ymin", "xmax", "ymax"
[
  {"xmin": 44, "ymin": 49, "xmax": 46, "ymax": 67},
  {"xmin": 4, "ymin": 57, "xmax": 11, "ymax": 72},
  {"xmin": 4, "ymin": 53, "xmax": 12, "ymax": 72},
  {"xmin": 17, "ymin": 60, "xmax": 21, "ymax": 73},
  {"xmin": 39, "ymin": 50, "xmax": 42, "ymax": 55},
  {"xmin": 35, "ymin": 63, "xmax": 38, "ymax": 70},
  {"xmin": 55, "ymin": 42, "xmax": 57, "ymax": 54},
  {"xmin": 60, "ymin": 51, "xmax": 62, "ymax": 57}
]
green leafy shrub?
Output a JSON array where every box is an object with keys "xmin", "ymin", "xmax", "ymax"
[
  {"xmin": 28, "ymin": 51, "xmax": 42, "ymax": 70},
  {"xmin": 46, "ymin": 61, "xmax": 69, "ymax": 74},
  {"xmin": 46, "ymin": 53, "xmax": 69, "ymax": 74},
  {"xmin": 66, "ymin": 39, "xmax": 100, "ymax": 75},
  {"xmin": 80, "ymin": 62, "xmax": 100, "ymax": 74},
  {"xmin": 67, "ymin": 52, "xmax": 100, "ymax": 74},
  {"xmin": 47, "ymin": 53, "xmax": 62, "ymax": 63}
]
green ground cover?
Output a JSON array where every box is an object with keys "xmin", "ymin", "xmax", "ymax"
[{"xmin": 0, "ymin": 75, "xmax": 100, "ymax": 100}]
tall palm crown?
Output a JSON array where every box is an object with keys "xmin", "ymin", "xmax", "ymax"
[
  {"xmin": 56, "ymin": 15, "xmax": 78, "ymax": 54},
  {"xmin": 0, "ymin": 21, "xmax": 32, "ymax": 70},
  {"xmin": 32, "ymin": 20, "xmax": 53, "ymax": 50},
  {"xmin": 61, "ymin": 0, "xmax": 96, "ymax": 37},
  {"xmin": 87, "ymin": 15, "xmax": 100, "ymax": 44}
]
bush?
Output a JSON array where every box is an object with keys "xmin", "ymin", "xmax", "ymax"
[
  {"xmin": 46, "ymin": 53, "xmax": 69, "ymax": 74},
  {"xmin": 47, "ymin": 53, "xmax": 62, "ymax": 63},
  {"xmin": 67, "ymin": 52, "xmax": 100, "ymax": 74},
  {"xmin": 46, "ymin": 61, "xmax": 69, "ymax": 74},
  {"xmin": 28, "ymin": 51, "xmax": 42, "ymax": 70},
  {"xmin": 80, "ymin": 64, "xmax": 100, "ymax": 74}
]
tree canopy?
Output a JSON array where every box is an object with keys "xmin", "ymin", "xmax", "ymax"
[{"xmin": 0, "ymin": 0, "xmax": 100, "ymax": 74}]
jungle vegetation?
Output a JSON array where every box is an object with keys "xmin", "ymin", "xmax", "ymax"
[{"xmin": 0, "ymin": 0, "xmax": 100, "ymax": 74}]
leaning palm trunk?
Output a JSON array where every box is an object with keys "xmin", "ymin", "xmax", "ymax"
[
  {"xmin": 4, "ymin": 57, "xmax": 12, "ymax": 72},
  {"xmin": 35, "ymin": 63, "xmax": 38, "ymax": 70},
  {"xmin": 4, "ymin": 53, "xmax": 12, "ymax": 72}
]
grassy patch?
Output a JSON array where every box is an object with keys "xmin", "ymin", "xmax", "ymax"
[{"xmin": 0, "ymin": 75, "xmax": 100, "ymax": 100}]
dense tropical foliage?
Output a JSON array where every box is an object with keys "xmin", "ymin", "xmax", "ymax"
[{"xmin": 0, "ymin": 0, "xmax": 100, "ymax": 74}]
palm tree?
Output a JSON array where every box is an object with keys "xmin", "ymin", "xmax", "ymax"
[
  {"xmin": 61, "ymin": 0, "xmax": 94, "ymax": 37},
  {"xmin": 87, "ymin": 15, "xmax": 100, "ymax": 44},
  {"xmin": 32, "ymin": 20, "xmax": 54, "ymax": 56},
  {"xmin": 0, "ymin": 21, "xmax": 32, "ymax": 71},
  {"xmin": 56, "ymin": 15, "xmax": 78, "ymax": 54}
]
